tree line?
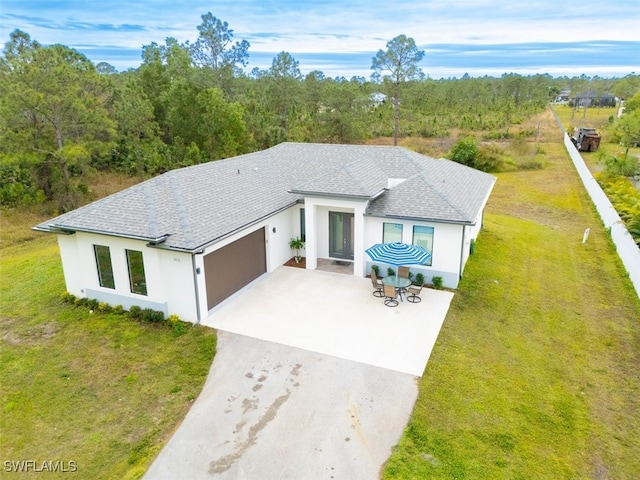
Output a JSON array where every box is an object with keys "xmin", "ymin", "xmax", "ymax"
[{"xmin": 1, "ymin": 13, "xmax": 639, "ymax": 212}]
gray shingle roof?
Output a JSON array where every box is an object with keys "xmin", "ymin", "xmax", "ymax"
[{"xmin": 34, "ymin": 142, "xmax": 495, "ymax": 252}]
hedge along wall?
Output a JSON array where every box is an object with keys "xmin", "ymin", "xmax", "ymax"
[{"xmin": 551, "ymin": 108, "xmax": 640, "ymax": 298}]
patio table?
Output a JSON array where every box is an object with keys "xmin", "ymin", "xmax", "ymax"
[{"xmin": 381, "ymin": 275, "xmax": 412, "ymax": 301}]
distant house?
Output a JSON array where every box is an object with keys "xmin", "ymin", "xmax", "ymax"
[
  {"xmin": 34, "ymin": 143, "xmax": 496, "ymax": 324},
  {"xmin": 553, "ymin": 89, "xmax": 571, "ymax": 104},
  {"xmin": 370, "ymin": 92, "xmax": 387, "ymax": 107},
  {"xmin": 570, "ymin": 91, "xmax": 617, "ymax": 108}
]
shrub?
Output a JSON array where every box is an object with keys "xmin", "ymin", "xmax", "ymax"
[
  {"xmin": 97, "ymin": 302, "xmax": 112, "ymax": 313},
  {"xmin": 414, "ymin": 273, "xmax": 425, "ymax": 286},
  {"xmin": 449, "ymin": 136, "xmax": 479, "ymax": 167},
  {"xmin": 87, "ymin": 298, "xmax": 99, "ymax": 310},
  {"xmin": 128, "ymin": 305, "xmax": 142, "ymax": 319},
  {"xmin": 141, "ymin": 308, "xmax": 164, "ymax": 323},
  {"xmin": 476, "ymin": 143, "xmax": 508, "ymax": 172},
  {"xmin": 387, "ymin": 267, "xmax": 395, "ymax": 277},
  {"xmin": 482, "ymin": 130, "xmax": 512, "ymax": 140},
  {"xmin": 432, "ymin": 276, "xmax": 444, "ymax": 290},
  {"xmin": 112, "ymin": 305, "xmax": 125, "ymax": 315},
  {"xmin": 141, "ymin": 308, "xmax": 165, "ymax": 323},
  {"xmin": 168, "ymin": 314, "xmax": 189, "ymax": 337},
  {"xmin": 60, "ymin": 291, "xmax": 76, "ymax": 304}
]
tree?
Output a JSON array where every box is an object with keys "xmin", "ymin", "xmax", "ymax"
[
  {"xmin": 609, "ymin": 110, "xmax": 640, "ymax": 158},
  {"xmin": 196, "ymin": 88, "xmax": 249, "ymax": 159},
  {"xmin": 267, "ymin": 52, "xmax": 303, "ymax": 139},
  {"xmin": 188, "ymin": 13, "xmax": 250, "ymax": 90},
  {"xmin": 624, "ymin": 91, "xmax": 640, "ymax": 113},
  {"xmin": 371, "ymin": 35, "xmax": 424, "ymax": 145},
  {"xmin": 96, "ymin": 62, "xmax": 117, "ymax": 75},
  {"xmin": 110, "ymin": 76, "xmax": 164, "ymax": 176},
  {"xmin": 1, "ymin": 32, "xmax": 115, "ymax": 211}
]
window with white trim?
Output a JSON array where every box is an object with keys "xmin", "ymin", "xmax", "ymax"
[
  {"xmin": 383, "ymin": 223, "xmax": 403, "ymax": 243},
  {"xmin": 412, "ymin": 226, "xmax": 434, "ymax": 266},
  {"xmin": 126, "ymin": 249, "xmax": 147, "ymax": 296},
  {"xmin": 94, "ymin": 245, "xmax": 115, "ymax": 289}
]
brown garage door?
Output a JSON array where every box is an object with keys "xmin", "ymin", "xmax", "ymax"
[{"xmin": 204, "ymin": 228, "xmax": 266, "ymax": 310}]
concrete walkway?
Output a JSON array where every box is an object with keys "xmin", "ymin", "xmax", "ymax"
[{"xmin": 203, "ymin": 266, "xmax": 454, "ymax": 376}]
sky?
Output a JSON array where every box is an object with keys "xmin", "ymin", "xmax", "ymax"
[{"xmin": 1, "ymin": 0, "xmax": 639, "ymax": 79}]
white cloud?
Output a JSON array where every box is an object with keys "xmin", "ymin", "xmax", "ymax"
[{"xmin": 1, "ymin": 0, "xmax": 638, "ymax": 77}]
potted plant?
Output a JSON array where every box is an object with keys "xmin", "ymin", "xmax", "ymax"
[
  {"xmin": 414, "ymin": 273, "xmax": 424, "ymax": 286},
  {"xmin": 371, "ymin": 264, "xmax": 380, "ymax": 277},
  {"xmin": 289, "ymin": 237, "xmax": 305, "ymax": 263}
]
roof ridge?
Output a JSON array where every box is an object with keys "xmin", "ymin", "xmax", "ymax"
[
  {"xmin": 169, "ymin": 175, "xmax": 195, "ymax": 246},
  {"xmin": 142, "ymin": 183, "xmax": 160, "ymax": 238}
]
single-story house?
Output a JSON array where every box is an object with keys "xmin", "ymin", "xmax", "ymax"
[{"xmin": 34, "ymin": 142, "xmax": 496, "ymax": 324}]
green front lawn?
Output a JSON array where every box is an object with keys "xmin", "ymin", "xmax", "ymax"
[
  {"xmin": 0, "ymin": 231, "xmax": 216, "ymax": 479},
  {"xmin": 383, "ymin": 109, "xmax": 640, "ymax": 478}
]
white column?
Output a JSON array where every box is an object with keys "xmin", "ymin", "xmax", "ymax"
[
  {"xmin": 353, "ymin": 203, "xmax": 366, "ymax": 277},
  {"xmin": 305, "ymin": 201, "xmax": 318, "ymax": 270}
]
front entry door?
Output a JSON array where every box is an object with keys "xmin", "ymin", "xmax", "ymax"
[{"xmin": 329, "ymin": 212, "xmax": 354, "ymax": 260}]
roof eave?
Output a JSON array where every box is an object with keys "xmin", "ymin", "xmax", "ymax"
[
  {"xmin": 364, "ymin": 213, "xmax": 476, "ymax": 226},
  {"xmin": 33, "ymin": 223, "xmax": 170, "ymax": 244},
  {"xmin": 288, "ymin": 189, "xmax": 385, "ymax": 201}
]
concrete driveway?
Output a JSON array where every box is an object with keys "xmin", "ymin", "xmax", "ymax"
[
  {"xmin": 145, "ymin": 267, "xmax": 453, "ymax": 479},
  {"xmin": 203, "ymin": 266, "xmax": 453, "ymax": 377},
  {"xmin": 144, "ymin": 332, "xmax": 419, "ymax": 480}
]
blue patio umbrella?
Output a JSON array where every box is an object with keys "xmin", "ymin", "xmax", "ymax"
[{"xmin": 365, "ymin": 242, "xmax": 432, "ymax": 267}]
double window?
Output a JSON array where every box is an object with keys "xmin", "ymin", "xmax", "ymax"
[{"xmin": 93, "ymin": 245, "xmax": 148, "ymax": 295}]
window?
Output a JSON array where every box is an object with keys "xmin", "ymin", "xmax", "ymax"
[
  {"xmin": 413, "ymin": 226, "xmax": 434, "ymax": 266},
  {"xmin": 300, "ymin": 208, "xmax": 306, "ymax": 242},
  {"xmin": 94, "ymin": 245, "xmax": 115, "ymax": 289},
  {"xmin": 126, "ymin": 250, "xmax": 147, "ymax": 295},
  {"xmin": 383, "ymin": 223, "xmax": 403, "ymax": 243}
]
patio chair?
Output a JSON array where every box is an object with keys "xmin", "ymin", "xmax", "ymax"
[
  {"xmin": 370, "ymin": 269, "xmax": 384, "ymax": 297},
  {"xmin": 397, "ymin": 266, "xmax": 410, "ymax": 295},
  {"xmin": 406, "ymin": 283, "xmax": 423, "ymax": 303},
  {"xmin": 383, "ymin": 284, "xmax": 399, "ymax": 307}
]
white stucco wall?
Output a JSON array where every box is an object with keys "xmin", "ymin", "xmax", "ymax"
[
  {"xmin": 56, "ymin": 199, "xmax": 486, "ymax": 322},
  {"xmin": 58, "ymin": 234, "xmax": 83, "ymax": 295},
  {"xmin": 362, "ymin": 216, "xmax": 466, "ymax": 288},
  {"xmin": 58, "ymin": 232, "xmax": 194, "ymax": 318}
]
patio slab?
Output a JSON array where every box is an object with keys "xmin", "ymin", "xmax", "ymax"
[{"xmin": 202, "ymin": 266, "xmax": 453, "ymax": 377}]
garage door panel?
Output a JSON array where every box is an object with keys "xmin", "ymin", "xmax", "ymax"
[{"xmin": 204, "ymin": 228, "xmax": 266, "ymax": 310}]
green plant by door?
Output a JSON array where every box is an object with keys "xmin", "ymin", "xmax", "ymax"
[{"xmin": 289, "ymin": 237, "xmax": 305, "ymax": 263}]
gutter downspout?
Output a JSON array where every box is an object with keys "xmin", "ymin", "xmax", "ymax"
[
  {"xmin": 458, "ymin": 224, "xmax": 466, "ymax": 280},
  {"xmin": 192, "ymin": 254, "xmax": 202, "ymax": 324}
]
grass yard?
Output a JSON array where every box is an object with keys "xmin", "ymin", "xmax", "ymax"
[
  {"xmin": 383, "ymin": 108, "xmax": 640, "ymax": 479},
  {"xmin": 0, "ymin": 207, "xmax": 216, "ymax": 478}
]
